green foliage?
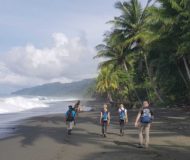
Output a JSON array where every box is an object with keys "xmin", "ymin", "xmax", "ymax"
[
  {"xmin": 94, "ymin": 0, "xmax": 190, "ymax": 105},
  {"xmin": 95, "ymin": 65, "xmax": 120, "ymax": 102}
]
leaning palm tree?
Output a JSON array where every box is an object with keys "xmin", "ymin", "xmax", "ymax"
[
  {"xmin": 95, "ymin": 0, "xmax": 163, "ymax": 103},
  {"xmin": 95, "ymin": 39, "xmax": 142, "ymax": 103},
  {"xmin": 95, "ymin": 41, "xmax": 133, "ymax": 72},
  {"xmin": 110, "ymin": 0, "xmax": 164, "ymax": 103},
  {"xmin": 110, "ymin": 0, "xmax": 153, "ymax": 46}
]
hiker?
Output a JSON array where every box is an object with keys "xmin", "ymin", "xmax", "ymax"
[
  {"xmin": 135, "ymin": 101, "xmax": 154, "ymax": 148},
  {"xmin": 100, "ymin": 104, "xmax": 110, "ymax": 137},
  {"xmin": 74, "ymin": 100, "xmax": 81, "ymax": 115},
  {"xmin": 118, "ymin": 104, "xmax": 128, "ymax": 136},
  {"xmin": 73, "ymin": 100, "xmax": 81, "ymax": 125},
  {"xmin": 65, "ymin": 105, "xmax": 76, "ymax": 135}
]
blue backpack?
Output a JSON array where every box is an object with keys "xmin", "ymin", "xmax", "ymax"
[
  {"xmin": 119, "ymin": 110, "xmax": 126, "ymax": 120},
  {"xmin": 66, "ymin": 109, "xmax": 75, "ymax": 121},
  {"xmin": 140, "ymin": 108, "xmax": 152, "ymax": 123},
  {"xmin": 102, "ymin": 111, "xmax": 108, "ymax": 121}
]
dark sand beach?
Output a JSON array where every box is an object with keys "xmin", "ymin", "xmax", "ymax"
[{"xmin": 0, "ymin": 103, "xmax": 190, "ymax": 160}]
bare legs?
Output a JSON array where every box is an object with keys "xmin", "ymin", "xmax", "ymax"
[{"xmin": 139, "ymin": 123, "xmax": 150, "ymax": 148}]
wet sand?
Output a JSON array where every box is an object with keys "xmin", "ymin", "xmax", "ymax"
[{"xmin": 0, "ymin": 103, "xmax": 189, "ymax": 160}]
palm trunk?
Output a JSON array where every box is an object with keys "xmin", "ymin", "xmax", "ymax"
[
  {"xmin": 107, "ymin": 92, "xmax": 113, "ymax": 103},
  {"xmin": 183, "ymin": 56, "xmax": 190, "ymax": 81},
  {"xmin": 145, "ymin": 88, "xmax": 151, "ymax": 102},
  {"xmin": 144, "ymin": 54, "xmax": 164, "ymax": 103},
  {"xmin": 177, "ymin": 65, "xmax": 189, "ymax": 88},
  {"xmin": 123, "ymin": 62, "xmax": 142, "ymax": 104}
]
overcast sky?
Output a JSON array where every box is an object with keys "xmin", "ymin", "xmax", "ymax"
[{"xmin": 0, "ymin": 0, "xmax": 149, "ymax": 93}]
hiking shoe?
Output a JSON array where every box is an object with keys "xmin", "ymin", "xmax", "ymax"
[
  {"xmin": 68, "ymin": 130, "xmax": 72, "ymax": 135},
  {"xmin": 137, "ymin": 144, "xmax": 143, "ymax": 148},
  {"xmin": 120, "ymin": 131, "xmax": 124, "ymax": 136}
]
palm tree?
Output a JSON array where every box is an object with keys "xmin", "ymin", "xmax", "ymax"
[
  {"xmin": 94, "ymin": 0, "xmax": 149, "ymax": 103},
  {"xmin": 95, "ymin": 40, "xmax": 142, "ymax": 103},
  {"xmin": 96, "ymin": 65, "xmax": 119, "ymax": 102},
  {"xmin": 110, "ymin": 0, "xmax": 153, "ymax": 45},
  {"xmin": 95, "ymin": 0, "xmax": 165, "ymax": 103},
  {"xmin": 95, "ymin": 0, "xmax": 190, "ymax": 103},
  {"xmin": 111, "ymin": 0, "xmax": 165, "ymax": 103},
  {"xmin": 149, "ymin": 0, "xmax": 190, "ymax": 85},
  {"xmin": 144, "ymin": 0, "xmax": 190, "ymax": 102}
]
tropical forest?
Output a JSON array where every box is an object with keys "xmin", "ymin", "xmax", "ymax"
[{"xmin": 94, "ymin": 0, "xmax": 190, "ymax": 106}]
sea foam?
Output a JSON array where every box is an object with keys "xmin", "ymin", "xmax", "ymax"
[{"xmin": 0, "ymin": 96, "xmax": 48, "ymax": 114}]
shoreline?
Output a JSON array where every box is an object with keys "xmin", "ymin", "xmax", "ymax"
[
  {"xmin": 0, "ymin": 103, "xmax": 189, "ymax": 160},
  {"xmin": 0, "ymin": 99, "xmax": 93, "ymax": 140}
]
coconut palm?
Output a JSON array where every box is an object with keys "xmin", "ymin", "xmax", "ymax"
[
  {"xmin": 149, "ymin": 0, "xmax": 190, "ymax": 90},
  {"xmin": 143, "ymin": 0, "xmax": 190, "ymax": 103},
  {"xmin": 94, "ymin": 0, "xmax": 190, "ymax": 104},
  {"xmin": 96, "ymin": 65, "xmax": 119, "ymax": 102},
  {"xmin": 95, "ymin": 40, "xmax": 142, "ymax": 103},
  {"xmin": 95, "ymin": 0, "xmax": 163, "ymax": 103},
  {"xmin": 110, "ymin": 0, "xmax": 165, "ymax": 102}
]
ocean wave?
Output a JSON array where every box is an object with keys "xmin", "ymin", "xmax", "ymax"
[{"xmin": 0, "ymin": 96, "xmax": 48, "ymax": 114}]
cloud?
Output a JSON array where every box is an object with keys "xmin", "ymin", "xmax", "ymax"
[{"xmin": 0, "ymin": 33, "xmax": 98, "ymax": 88}]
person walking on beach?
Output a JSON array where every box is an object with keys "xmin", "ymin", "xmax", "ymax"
[
  {"xmin": 135, "ymin": 101, "xmax": 154, "ymax": 148},
  {"xmin": 100, "ymin": 104, "xmax": 110, "ymax": 137},
  {"xmin": 118, "ymin": 104, "xmax": 128, "ymax": 136},
  {"xmin": 65, "ymin": 105, "xmax": 76, "ymax": 135},
  {"xmin": 74, "ymin": 100, "xmax": 81, "ymax": 116},
  {"xmin": 74, "ymin": 100, "xmax": 81, "ymax": 125}
]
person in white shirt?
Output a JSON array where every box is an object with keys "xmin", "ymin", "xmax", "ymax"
[{"xmin": 118, "ymin": 104, "xmax": 128, "ymax": 136}]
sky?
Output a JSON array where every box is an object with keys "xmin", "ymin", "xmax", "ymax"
[{"xmin": 0, "ymin": 0, "xmax": 148, "ymax": 93}]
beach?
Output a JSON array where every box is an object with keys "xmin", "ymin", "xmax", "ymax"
[{"xmin": 0, "ymin": 103, "xmax": 189, "ymax": 160}]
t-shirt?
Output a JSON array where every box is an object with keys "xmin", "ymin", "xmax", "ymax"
[
  {"xmin": 118, "ymin": 108, "xmax": 127, "ymax": 120},
  {"xmin": 118, "ymin": 108, "xmax": 127, "ymax": 114},
  {"xmin": 140, "ymin": 107, "xmax": 153, "ymax": 116}
]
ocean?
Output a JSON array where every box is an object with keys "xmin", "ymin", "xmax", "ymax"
[{"xmin": 0, "ymin": 95, "xmax": 91, "ymax": 139}]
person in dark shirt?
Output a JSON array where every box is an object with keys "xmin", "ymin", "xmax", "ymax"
[{"xmin": 135, "ymin": 101, "xmax": 154, "ymax": 148}]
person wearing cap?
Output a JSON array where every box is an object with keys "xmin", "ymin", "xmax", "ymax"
[{"xmin": 65, "ymin": 105, "xmax": 76, "ymax": 135}]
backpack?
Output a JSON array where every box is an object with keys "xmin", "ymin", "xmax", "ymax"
[
  {"xmin": 66, "ymin": 110, "xmax": 75, "ymax": 121},
  {"xmin": 119, "ymin": 110, "xmax": 126, "ymax": 120},
  {"xmin": 140, "ymin": 108, "xmax": 152, "ymax": 123},
  {"xmin": 102, "ymin": 111, "xmax": 108, "ymax": 121}
]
